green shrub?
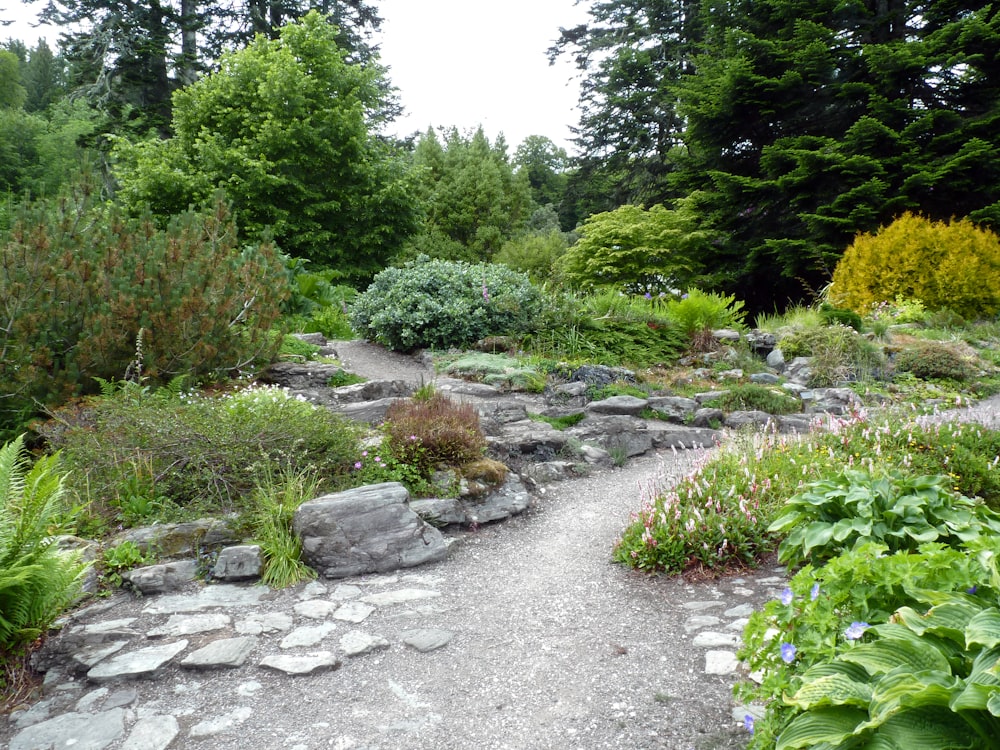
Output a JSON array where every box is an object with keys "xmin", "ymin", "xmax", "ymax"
[
  {"xmin": 0, "ymin": 435, "xmax": 87, "ymax": 656},
  {"xmin": 0, "ymin": 185, "xmax": 287, "ymax": 437},
  {"xmin": 703, "ymin": 384, "xmax": 801, "ymax": 415},
  {"xmin": 101, "ymin": 540, "xmax": 154, "ymax": 589},
  {"xmin": 894, "ymin": 340, "xmax": 977, "ymax": 381},
  {"xmin": 778, "ymin": 325, "xmax": 885, "ymax": 386},
  {"xmin": 662, "ymin": 288, "xmax": 746, "ymax": 338},
  {"xmin": 278, "ymin": 334, "xmax": 322, "ymax": 361},
  {"xmin": 769, "ymin": 470, "xmax": 1000, "ymax": 567},
  {"xmin": 350, "ymin": 256, "xmax": 543, "ymax": 351},
  {"xmin": 40, "ymin": 383, "xmax": 361, "ymax": 522},
  {"xmin": 818, "ymin": 303, "xmax": 862, "ymax": 331},
  {"xmin": 527, "ymin": 412, "xmax": 587, "ymax": 430},
  {"xmin": 830, "ymin": 212, "xmax": 1000, "ymax": 319},
  {"xmin": 494, "ymin": 230, "xmax": 568, "ymax": 283},
  {"xmin": 382, "ymin": 393, "xmax": 486, "ymax": 476}
]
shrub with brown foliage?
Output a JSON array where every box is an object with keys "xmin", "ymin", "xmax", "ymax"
[
  {"xmin": 894, "ymin": 340, "xmax": 977, "ymax": 381},
  {"xmin": 383, "ymin": 393, "xmax": 486, "ymax": 475}
]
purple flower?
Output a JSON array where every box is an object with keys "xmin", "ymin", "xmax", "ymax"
[
  {"xmin": 779, "ymin": 587, "xmax": 793, "ymax": 606},
  {"xmin": 681, "ymin": 293, "xmax": 689, "ymax": 300},
  {"xmin": 968, "ymin": 585, "xmax": 978, "ymax": 595},
  {"xmin": 354, "ymin": 461, "xmax": 363, "ymax": 469},
  {"xmin": 644, "ymin": 292, "xmax": 652, "ymax": 300},
  {"xmin": 743, "ymin": 714, "xmax": 755, "ymax": 735},
  {"xmin": 845, "ymin": 622, "xmax": 869, "ymax": 640},
  {"xmin": 780, "ymin": 642, "xmax": 797, "ymax": 663},
  {"xmin": 810, "ymin": 583, "xmax": 821, "ymax": 601},
  {"xmin": 482, "ymin": 284, "xmax": 490, "ymax": 302}
]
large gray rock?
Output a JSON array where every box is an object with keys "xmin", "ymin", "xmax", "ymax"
[
  {"xmin": 86, "ymin": 640, "xmax": 189, "ymax": 683},
  {"xmin": 766, "ymin": 348, "xmax": 786, "ymax": 371},
  {"xmin": 121, "ymin": 561, "xmax": 198, "ymax": 595},
  {"xmin": 260, "ymin": 361, "xmax": 355, "ymax": 391},
  {"xmin": 115, "ymin": 519, "xmax": 237, "ymax": 558},
  {"xmin": 724, "ymin": 411, "xmax": 775, "ymax": 430},
  {"xmin": 293, "ymin": 482, "xmax": 450, "ymax": 578},
  {"xmin": 9, "ymin": 709, "xmax": 126, "ymax": 750},
  {"xmin": 567, "ymin": 416, "xmax": 652, "ymax": 458},
  {"xmin": 333, "ymin": 397, "xmax": 409, "ymax": 423},
  {"xmin": 489, "ymin": 420, "xmax": 570, "ymax": 459},
  {"xmin": 646, "ymin": 424, "xmax": 721, "ymax": 450},
  {"xmin": 645, "ymin": 396, "xmax": 698, "ymax": 423},
  {"xmin": 586, "ymin": 395, "xmax": 649, "ymax": 416},
  {"xmin": 569, "ymin": 364, "xmax": 635, "ymax": 386},
  {"xmin": 409, "ymin": 475, "xmax": 532, "ymax": 526},
  {"xmin": 211, "ymin": 545, "xmax": 263, "ymax": 581}
]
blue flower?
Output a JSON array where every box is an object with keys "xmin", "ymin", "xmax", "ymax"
[
  {"xmin": 810, "ymin": 583, "xmax": 820, "ymax": 601},
  {"xmin": 967, "ymin": 585, "xmax": 978, "ymax": 595},
  {"xmin": 780, "ymin": 642, "xmax": 797, "ymax": 663},
  {"xmin": 743, "ymin": 714, "xmax": 755, "ymax": 735},
  {"xmin": 779, "ymin": 587, "xmax": 793, "ymax": 605},
  {"xmin": 845, "ymin": 621, "xmax": 869, "ymax": 640}
]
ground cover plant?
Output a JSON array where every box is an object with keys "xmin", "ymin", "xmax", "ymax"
[{"xmin": 702, "ymin": 384, "xmax": 801, "ymax": 415}]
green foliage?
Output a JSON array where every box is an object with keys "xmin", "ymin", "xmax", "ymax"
[
  {"xmin": 0, "ymin": 435, "xmax": 87, "ymax": 654},
  {"xmin": 494, "ymin": 230, "xmax": 568, "ymax": 284},
  {"xmin": 442, "ymin": 353, "xmax": 545, "ymax": 392},
  {"xmin": 350, "ymin": 257, "xmax": 543, "ymax": 351},
  {"xmin": 382, "ymin": 394, "xmax": 487, "ymax": 477},
  {"xmin": 40, "ymin": 384, "xmax": 361, "ymax": 522},
  {"xmin": 770, "ymin": 470, "xmax": 1000, "ymax": 567},
  {"xmin": 737, "ymin": 541, "xmax": 1000, "ymax": 748},
  {"xmin": 894, "ymin": 341, "xmax": 977, "ymax": 381},
  {"xmin": 779, "ymin": 325, "xmax": 886, "ymax": 386},
  {"xmin": 326, "ymin": 370, "xmax": 366, "ymax": 388},
  {"xmin": 101, "ymin": 540, "xmax": 154, "ymax": 588},
  {"xmin": 243, "ymin": 467, "xmax": 318, "ymax": 588},
  {"xmin": 559, "ymin": 202, "xmax": 709, "ymax": 292},
  {"xmin": 527, "ymin": 412, "xmax": 586, "ymax": 431},
  {"xmin": 703, "ymin": 384, "xmax": 801, "ymax": 415},
  {"xmin": 349, "ymin": 439, "xmax": 434, "ymax": 497},
  {"xmin": 831, "ymin": 214, "xmax": 1000, "ymax": 320},
  {"xmin": 113, "ymin": 12, "xmax": 418, "ymax": 277},
  {"xmin": 278, "ymin": 335, "xmax": 321, "ymax": 362},
  {"xmin": 868, "ymin": 295, "xmax": 929, "ymax": 326},
  {"xmin": 0, "ymin": 183, "xmax": 287, "ymax": 436},
  {"xmin": 406, "ymin": 127, "xmax": 533, "ymax": 260},
  {"xmin": 662, "ymin": 288, "xmax": 746, "ymax": 338},
  {"xmin": 818, "ymin": 304, "xmax": 863, "ymax": 332}
]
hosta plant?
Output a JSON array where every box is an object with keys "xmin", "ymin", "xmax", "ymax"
[
  {"xmin": 776, "ymin": 587, "xmax": 1000, "ymax": 749},
  {"xmin": 770, "ymin": 470, "xmax": 1000, "ymax": 567}
]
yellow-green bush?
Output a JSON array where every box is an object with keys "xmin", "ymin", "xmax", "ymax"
[{"xmin": 829, "ymin": 212, "xmax": 1000, "ymax": 320}]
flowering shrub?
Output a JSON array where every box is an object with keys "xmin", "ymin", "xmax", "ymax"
[
  {"xmin": 350, "ymin": 256, "xmax": 542, "ymax": 351},
  {"xmin": 41, "ymin": 383, "xmax": 361, "ymax": 523},
  {"xmin": 383, "ymin": 393, "xmax": 486, "ymax": 477}
]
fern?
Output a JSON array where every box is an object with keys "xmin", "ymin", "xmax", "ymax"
[{"xmin": 0, "ymin": 435, "xmax": 88, "ymax": 652}]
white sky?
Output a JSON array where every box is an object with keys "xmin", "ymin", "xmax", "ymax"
[{"xmin": 1, "ymin": 0, "xmax": 591, "ymax": 153}]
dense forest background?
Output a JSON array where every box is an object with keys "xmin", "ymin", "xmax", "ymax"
[{"xmin": 2, "ymin": 0, "xmax": 999, "ymax": 309}]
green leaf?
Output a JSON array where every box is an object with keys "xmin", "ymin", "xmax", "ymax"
[
  {"xmin": 868, "ymin": 669, "xmax": 960, "ymax": 724},
  {"xmin": 776, "ymin": 707, "xmax": 869, "ymax": 750},
  {"xmin": 965, "ymin": 608, "xmax": 1000, "ymax": 651},
  {"xmin": 842, "ymin": 634, "xmax": 952, "ymax": 675},
  {"xmin": 787, "ymin": 672, "xmax": 874, "ymax": 710},
  {"xmin": 949, "ymin": 681, "xmax": 1000, "ymax": 713},
  {"xmin": 803, "ymin": 521, "xmax": 836, "ymax": 556},
  {"xmin": 863, "ymin": 706, "xmax": 980, "ymax": 750}
]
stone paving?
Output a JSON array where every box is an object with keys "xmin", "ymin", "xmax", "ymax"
[{"xmin": 4, "ymin": 561, "xmax": 787, "ymax": 750}]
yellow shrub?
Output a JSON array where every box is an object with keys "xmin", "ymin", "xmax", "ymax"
[{"xmin": 829, "ymin": 213, "xmax": 1000, "ymax": 320}]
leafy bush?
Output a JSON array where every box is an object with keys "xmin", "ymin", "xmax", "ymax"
[
  {"xmin": 770, "ymin": 470, "xmax": 1000, "ymax": 567},
  {"xmin": 0, "ymin": 436, "xmax": 87, "ymax": 656},
  {"xmin": 40, "ymin": 384, "xmax": 360, "ymax": 522},
  {"xmin": 818, "ymin": 303, "xmax": 862, "ymax": 331},
  {"xmin": 350, "ymin": 257, "xmax": 543, "ymax": 351},
  {"xmin": 703, "ymin": 384, "xmax": 801, "ymax": 415},
  {"xmin": 830, "ymin": 213, "xmax": 1000, "ymax": 320},
  {"xmin": 894, "ymin": 340, "xmax": 977, "ymax": 381},
  {"xmin": 0, "ymin": 185, "xmax": 287, "ymax": 437},
  {"xmin": 494, "ymin": 230, "xmax": 568, "ymax": 283},
  {"xmin": 382, "ymin": 393, "xmax": 487, "ymax": 477},
  {"xmin": 737, "ymin": 541, "xmax": 1000, "ymax": 748},
  {"xmin": 778, "ymin": 325, "xmax": 885, "ymax": 386},
  {"xmin": 662, "ymin": 288, "xmax": 746, "ymax": 338}
]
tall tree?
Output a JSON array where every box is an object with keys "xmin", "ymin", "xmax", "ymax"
[
  {"xmin": 670, "ymin": 0, "xmax": 1000, "ymax": 309},
  {"xmin": 112, "ymin": 11, "xmax": 418, "ymax": 280},
  {"xmin": 513, "ymin": 135, "xmax": 568, "ymax": 215}
]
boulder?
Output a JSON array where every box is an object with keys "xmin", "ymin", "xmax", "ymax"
[
  {"xmin": 211, "ymin": 545, "xmax": 263, "ymax": 582},
  {"xmin": 766, "ymin": 349, "xmax": 786, "ymax": 371},
  {"xmin": 567, "ymin": 416, "xmax": 653, "ymax": 458},
  {"xmin": 293, "ymin": 483, "xmax": 450, "ymax": 578},
  {"xmin": 724, "ymin": 411, "xmax": 775, "ymax": 430},
  {"xmin": 586, "ymin": 395, "xmax": 649, "ymax": 416},
  {"xmin": 645, "ymin": 396, "xmax": 698, "ymax": 423},
  {"xmin": 569, "ymin": 364, "xmax": 635, "ymax": 386},
  {"xmin": 115, "ymin": 519, "xmax": 237, "ymax": 558},
  {"xmin": 691, "ymin": 408, "xmax": 725, "ymax": 428},
  {"xmin": 121, "ymin": 561, "xmax": 198, "ymax": 595}
]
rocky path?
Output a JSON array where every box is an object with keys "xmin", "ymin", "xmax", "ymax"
[{"xmin": 4, "ymin": 450, "xmax": 778, "ymax": 750}]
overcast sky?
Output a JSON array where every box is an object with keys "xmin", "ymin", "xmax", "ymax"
[{"xmin": 2, "ymin": 0, "xmax": 591, "ymax": 152}]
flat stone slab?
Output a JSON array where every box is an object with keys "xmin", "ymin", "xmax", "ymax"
[
  {"xmin": 235, "ymin": 612, "xmax": 294, "ymax": 635},
  {"xmin": 76, "ymin": 618, "xmax": 138, "ymax": 635},
  {"xmin": 293, "ymin": 600, "xmax": 338, "ymax": 619},
  {"xmin": 87, "ymin": 641, "xmax": 189, "ymax": 683},
  {"xmin": 683, "ymin": 615, "xmax": 722, "ymax": 634},
  {"xmin": 725, "ymin": 604, "xmax": 755, "ymax": 618},
  {"xmin": 361, "ymin": 588, "xmax": 442, "ymax": 607},
  {"xmin": 146, "ymin": 613, "xmax": 231, "ymax": 638},
  {"xmin": 692, "ymin": 631, "xmax": 740, "ymax": 648},
  {"xmin": 259, "ymin": 652, "xmax": 341, "ymax": 675},
  {"xmin": 70, "ymin": 641, "xmax": 129, "ymax": 672},
  {"xmin": 704, "ymin": 650, "xmax": 740, "ymax": 675},
  {"xmin": 9, "ymin": 708, "xmax": 125, "ymax": 750},
  {"xmin": 340, "ymin": 630, "xmax": 390, "ymax": 657},
  {"xmin": 400, "ymin": 628, "xmax": 454, "ymax": 653},
  {"xmin": 142, "ymin": 584, "xmax": 266, "ymax": 614},
  {"xmin": 280, "ymin": 623, "xmax": 338, "ymax": 649},
  {"xmin": 331, "ymin": 584, "xmax": 363, "ymax": 600},
  {"xmin": 190, "ymin": 706, "xmax": 254, "ymax": 738},
  {"xmin": 181, "ymin": 636, "xmax": 258, "ymax": 669},
  {"xmin": 120, "ymin": 714, "xmax": 179, "ymax": 750},
  {"xmin": 333, "ymin": 601, "xmax": 375, "ymax": 623},
  {"xmin": 681, "ymin": 601, "xmax": 725, "ymax": 611}
]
